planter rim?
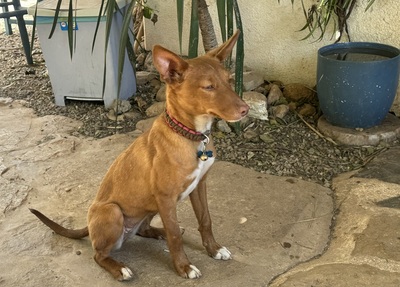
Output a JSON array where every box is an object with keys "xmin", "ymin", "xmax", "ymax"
[{"xmin": 318, "ymin": 42, "xmax": 400, "ymax": 63}]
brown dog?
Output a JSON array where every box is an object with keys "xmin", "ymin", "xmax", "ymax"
[{"xmin": 30, "ymin": 30, "xmax": 249, "ymax": 281}]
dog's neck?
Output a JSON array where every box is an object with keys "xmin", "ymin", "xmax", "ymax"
[
  {"xmin": 164, "ymin": 110, "xmax": 211, "ymax": 142},
  {"xmin": 194, "ymin": 114, "xmax": 214, "ymax": 133}
]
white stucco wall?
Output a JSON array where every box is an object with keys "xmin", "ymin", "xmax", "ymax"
[
  {"xmin": 348, "ymin": 1, "xmax": 400, "ymax": 44},
  {"xmin": 143, "ymin": 0, "xmax": 400, "ymax": 88}
]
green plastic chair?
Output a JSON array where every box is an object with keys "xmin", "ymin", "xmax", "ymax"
[{"xmin": 0, "ymin": 0, "xmax": 33, "ymax": 64}]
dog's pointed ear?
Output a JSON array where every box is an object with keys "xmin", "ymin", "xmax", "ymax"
[
  {"xmin": 207, "ymin": 30, "xmax": 240, "ymax": 62},
  {"xmin": 152, "ymin": 45, "xmax": 189, "ymax": 84}
]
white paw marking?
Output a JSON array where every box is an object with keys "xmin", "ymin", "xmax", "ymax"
[
  {"xmin": 121, "ymin": 267, "xmax": 133, "ymax": 281},
  {"xmin": 213, "ymin": 246, "xmax": 232, "ymax": 260},
  {"xmin": 188, "ymin": 264, "xmax": 202, "ymax": 279}
]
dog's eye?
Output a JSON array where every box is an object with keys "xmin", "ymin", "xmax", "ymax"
[{"xmin": 203, "ymin": 85, "xmax": 214, "ymax": 91}]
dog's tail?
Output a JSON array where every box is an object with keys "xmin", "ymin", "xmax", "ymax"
[{"xmin": 29, "ymin": 208, "xmax": 89, "ymax": 239}]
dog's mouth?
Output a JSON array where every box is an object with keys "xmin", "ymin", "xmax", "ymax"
[
  {"xmin": 225, "ymin": 117, "xmax": 246, "ymax": 123},
  {"xmin": 209, "ymin": 114, "xmax": 247, "ymax": 124},
  {"xmin": 209, "ymin": 110, "xmax": 249, "ymax": 123}
]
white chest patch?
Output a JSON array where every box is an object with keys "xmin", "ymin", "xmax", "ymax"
[{"xmin": 179, "ymin": 156, "xmax": 215, "ymax": 201}]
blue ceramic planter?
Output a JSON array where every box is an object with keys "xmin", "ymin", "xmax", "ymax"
[{"xmin": 317, "ymin": 42, "xmax": 400, "ymax": 129}]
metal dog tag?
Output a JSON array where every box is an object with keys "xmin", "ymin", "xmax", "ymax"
[
  {"xmin": 197, "ymin": 150, "xmax": 213, "ymax": 161},
  {"xmin": 197, "ymin": 135, "xmax": 213, "ymax": 161}
]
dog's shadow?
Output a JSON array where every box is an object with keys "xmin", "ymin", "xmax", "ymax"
[{"xmin": 112, "ymin": 233, "xmax": 205, "ymax": 277}]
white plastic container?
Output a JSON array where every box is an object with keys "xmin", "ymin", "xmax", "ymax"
[{"xmin": 28, "ymin": 0, "xmax": 136, "ymax": 108}]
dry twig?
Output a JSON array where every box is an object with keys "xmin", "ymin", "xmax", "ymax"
[{"xmin": 296, "ymin": 113, "xmax": 338, "ymax": 146}]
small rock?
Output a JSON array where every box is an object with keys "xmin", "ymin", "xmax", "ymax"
[
  {"xmin": 283, "ymin": 83, "xmax": 315, "ymax": 103},
  {"xmin": 150, "ymin": 78, "xmax": 161, "ymax": 92},
  {"xmin": 129, "ymin": 129, "xmax": 144, "ymax": 138},
  {"xmin": 263, "ymin": 83, "xmax": 272, "ymax": 93},
  {"xmin": 213, "ymin": 131, "xmax": 226, "ymax": 139},
  {"xmin": 25, "ymin": 68, "xmax": 35, "ymax": 75},
  {"xmin": 247, "ymin": 151, "xmax": 255, "ymax": 159},
  {"xmin": 271, "ymin": 80, "xmax": 284, "ymax": 89},
  {"xmin": 136, "ymin": 116, "xmax": 157, "ymax": 132},
  {"xmin": 254, "ymin": 86, "xmax": 267, "ymax": 95},
  {"xmin": 242, "ymin": 91, "xmax": 268, "ymax": 120},
  {"xmin": 145, "ymin": 101, "xmax": 166, "ymax": 117},
  {"xmin": 267, "ymin": 84, "xmax": 283, "ymax": 105},
  {"xmin": 124, "ymin": 111, "xmax": 141, "ymax": 120},
  {"xmin": 156, "ymin": 85, "xmax": 167, "ymax": 102},
  {"xmin": 0, "ymin": 97, "xmax": 13, "ymax": 106},
  {"xmin": 135, "ymin": 96, "xmax": 148, "ymax": 111},
  {"xmin": 136, "ymin": 71, "xmax": 158, "ymax": 86},
  {"xmin": 260, "ymin": 133, "xmax": 274, "ymax": 143},
  {"xmin": 243, "ymin": 130, "xmax": 258, "ymax": 141},
  {"xmin": 271, "ymin": 104, "xmax": 290, "ymax": 119},
  {"xmin": 274, "ymin": 96, "xmax": 289, "ymax": 106},
  {"xmin": 107, "ymin": 109, "xmax": 125, "ymax": 121},
  {"xmin": 269, "ymin": 118, "xmax": 278, "ymax": 125},
  {"xmin": 288, "ymin": 102, "xmax": 297, "ymax": 111},
  {"xmin": 111, "ymin": 99, "xmax": 131, "ymax": 114},
  {"xmin": 136, "ymin": 52, "xmax": 146, "ymax": 66},
  {"xmin": 217, "ymin": 120, "xmax": 232, "ymax": 133},
  {"xmin": 242, "ymin": 71, "xmax": 265, "ymax": 91},
  {"xmin": 144, "ymin": 52, "xmax": 157, "ymax": 72},
  {"xmin": 298, "ymin": 103, "xmax": 316, "ymax": 116}
]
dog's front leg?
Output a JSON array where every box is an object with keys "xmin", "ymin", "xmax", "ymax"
[
  {"xmin": 189, "ymin": 179, "xmax": 232, "ymax": 260},
  {"xmin": 156, "ymin": 195, "xmax": 202, "ymax": 279}
]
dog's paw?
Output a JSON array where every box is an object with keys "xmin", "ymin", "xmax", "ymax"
[
  {"xmin": 119, "ymin": 267, "xmax": 134, "ymax": 281},
  {"xmin": 213, "ymin": 246, "xmax": 232, "ymax": 260},
  {"xmin": 187, "ymin": 265, "xmax": 202, "ymax": 279}
]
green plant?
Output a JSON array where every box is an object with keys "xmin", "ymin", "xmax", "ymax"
[
  {"xmin": 176, "ymin": 0, "xmax": 244, "ymax": 88},
  {"xmin": 281, "ymin": 0, "xmax": 376, "ymax": 42}
]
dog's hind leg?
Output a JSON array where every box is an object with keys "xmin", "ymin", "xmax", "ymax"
[
  {"xmin": 189, "ymin": 180, "xmax": 232, "ymax": 261},
  {"xmin": 88, "ymin": 203, "xmax": 134, "ymax": 281},
  {"xmin": 137, "ymin": 214, "xmax": 186, "ymax": 240},
  {"xmin": 136, "ymin": 214, "xmax": 167, "ymax": 239}
]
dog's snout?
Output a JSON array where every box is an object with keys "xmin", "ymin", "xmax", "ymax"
[{"xmin": 240, "ymin": 103, "xmax": 250, "ymax": 117}]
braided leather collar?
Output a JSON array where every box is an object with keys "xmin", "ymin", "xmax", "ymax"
[{"xmin": 164, "ymin": 110, "xmax": 209, "ymax": 142}]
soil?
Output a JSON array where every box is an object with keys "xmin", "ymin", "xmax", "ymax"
[{"xmin": 1, "ymin": 26, "xmax": 397, "ymax": 188}]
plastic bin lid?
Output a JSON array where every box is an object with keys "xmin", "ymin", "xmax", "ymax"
[{"xmin": 28, "ymin": 0, "xmax": 129, "ymax": 17}]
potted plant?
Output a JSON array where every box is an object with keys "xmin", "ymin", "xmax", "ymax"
[{"xmin": 297, "ymin": 0, "xmax": 400, "ymax": 128}]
